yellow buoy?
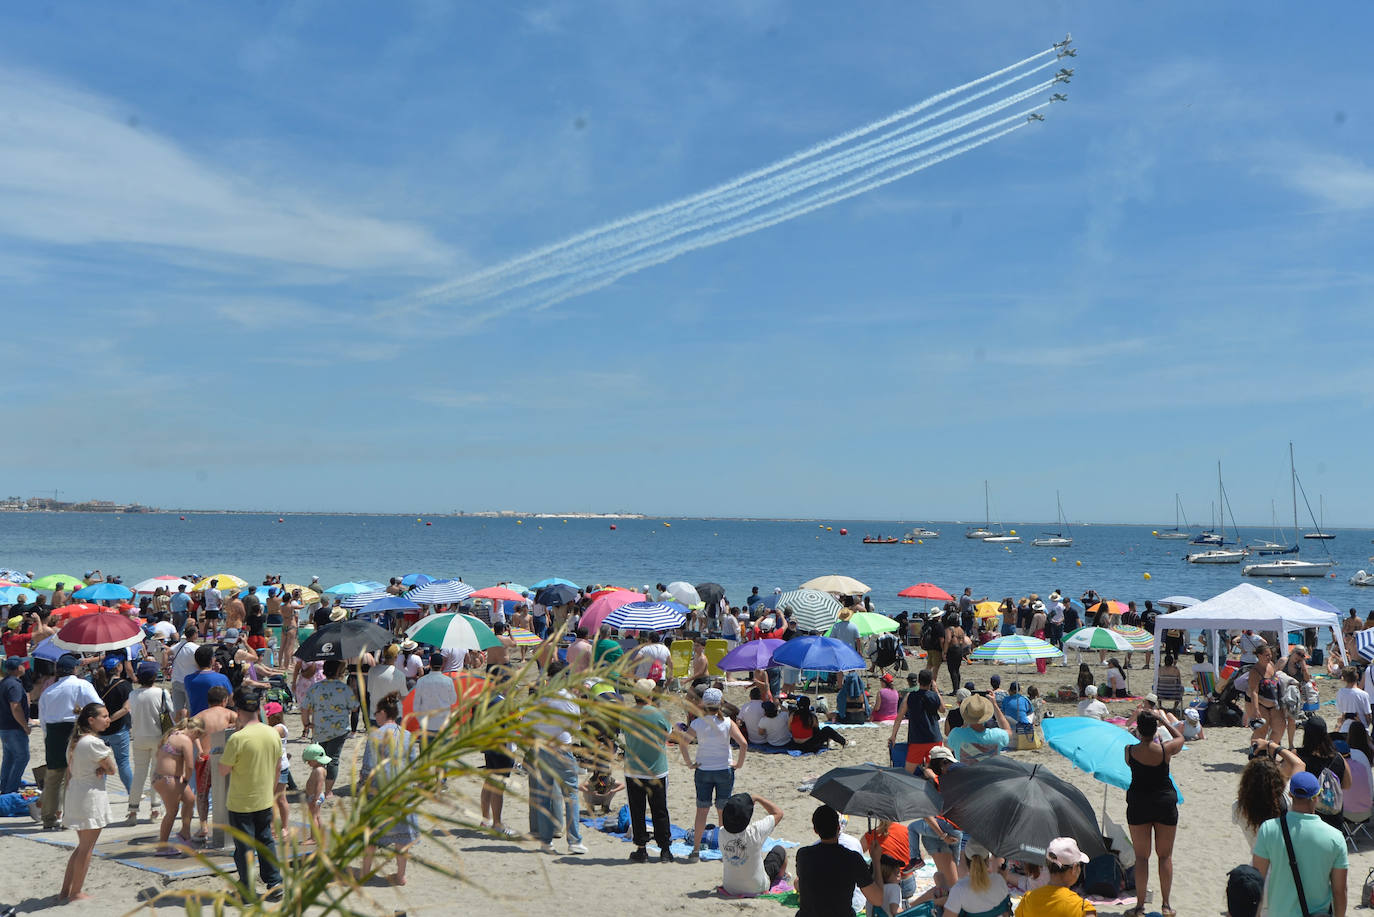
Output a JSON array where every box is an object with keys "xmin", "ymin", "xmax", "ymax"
[
  {"xmin": 1051, "ymin": 557, "xmax": 1058, "ymax": 562},
  {"xmin": 563, "ymin": 519, "xmax": 568, "ymax": 523},
  {"xmin": 1300, "ymin": 585, "xmax": 1310, "ymax": 595},
  {"xmin": 917, "ymin": 539, "xmax": 924, "ymax": 544},
  {"xmin": 1151, "ymin": 530, "xmax": 1158, "ymax": 535},
  {"xmin": 1075, "ymin": 560, "xmax": 1082, "ymax": 566},
  {"xmin": 826, "ymin": 526, "xmax": 832, "ymax": 531},
  {"xmin": 1143, "ymin": 572, "xmax": 1151, "ymax": 580},
  {"xmin": 663, "ymin": 522, "xmax": 671, "ymax": 527},
  {"xmin": 1009, "ymin": 529, "xmax": 1016, "ymax": 535},
  {"xmin": 516, "ymin": 520, "xmax": 523, "ymax": 524},
  {"xmin": 538, "ymin": 525, "xmax": 542, "ymax": 530},
  {"xmin": 417, "ymin": 517, "xmax": 422, "ymax": 522}
]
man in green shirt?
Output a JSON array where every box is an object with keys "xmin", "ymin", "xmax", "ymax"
[
  {"xmin": 218, "ymin": 686, "xmax": 284, "ymax": 900},
  {"xmin": 1253, "ymin": 771, "xmax": 1348, "ymax": 917},
  {"xmin": 594, "ymin": 628, "xmax": 625, "ymax": 665},
  {"xmin": 624, "ymin": 679, "xmax": 673, "ymax": 863}
]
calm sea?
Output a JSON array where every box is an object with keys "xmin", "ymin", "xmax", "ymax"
[{"xmin": 3, "ymin": 513, "xmax": 1373, "ymax": 612}]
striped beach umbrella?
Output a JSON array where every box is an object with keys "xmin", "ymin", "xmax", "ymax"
[
  {"xmin": 969, "ymin": 635, "xmax": 1063, "ymax": 664},
  {"xmin": 603, "ymin": 601, "xmax": 688, "ymax": 633},
  {"xmin": 580, "ymin": 590, "xmax": 647, "ymax": 634},
  {"xmin": 340, "ymin": 590, "xmax": 389, "ymax": 609},
  {"xmin": 406, "ymin": 612, "xmax": 502, "ymax": 652},
  {"xmin": 508, "ymin": 627, "xmax": 542, "ymax": 647},
  {"xmin": 1063, "ymin": 627, "xmax": 1133, "ymax": 652},
  {"xmin": 1110, "ymin": 625, "xmax": 1155, "ymax": 650},
  {"xmin": 777, "ymin": 589, "xmax": 844, "ymax": 632},
  {"xmin": 407, "ymin": 580, "xmax": 475, "ymax": 605},
  {"xmin": 0, "ymin": 570, "xmax": 30, "ymax": 584},
  {"xmin": 1355, "ymin": 628, "xmax": 1374, "ymax": 663}
]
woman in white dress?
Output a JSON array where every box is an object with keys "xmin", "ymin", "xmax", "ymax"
[{"xmin": 61, "ymin": 702, "xmax": 116, "ymax": 903}]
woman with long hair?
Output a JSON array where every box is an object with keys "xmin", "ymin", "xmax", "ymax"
[
  {"xmin": 1348, "ymin": 720, "xmax": 1374, "ymax": 767},
  {"xmin": 1297, "ymin": 716, "xmax": 1352, "ymax": 824},
  {"xmin": 152, "ymin": 716, "xmax": 202, "ymax": 855},
  {"xmin": 61, "ymin": 703, "xmax": 115, "ymax": 902},
  {"xmin": 1233, "ymin": 738, "xmax": 1304, "ymax": 845},
  {"xmin": 942, "ymin": 841, "xmax": 1011, "ymax": 917},
  {"xmin": 355, "ymin": 692, "xmax": 419, "ymax": 885},
  {"xmin": 1248, "ymin": 643, "xmax": 1287, "ymax": 747},
  {"xmin": 1124, "ymin": 709, "xmax": 1185, "ymax": 917},
  {"xmin": 1105, "ymin": 658, "xmax": 1128, "ymax": 698}
]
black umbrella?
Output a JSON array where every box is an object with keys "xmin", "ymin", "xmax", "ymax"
[
  {"xmin": 535, "ymin": 584, "xmax": 578, "ymax": 607},
  {"xmin": 938, "ymin": 756, "xmax": 1107, "ymax": 865},
  {"xmin": 811, "ymin": 764, "xmax": 943, "ymax": 822},
  {"xmin": 294, "ymin": 619, "xmax": 394, "ymax": 661},
  {"xmin": 695, "ymin": 582, "xmax": 725, "ymax": 605}
]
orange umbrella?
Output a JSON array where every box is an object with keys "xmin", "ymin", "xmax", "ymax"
[
  {"xmin": 48, "ymin": 603, "xmax": 105, "ymax": 622},
  {"xmin": 401, "ymin": 673, "xmax": 486, "ymax": 733},
  {"xmin": 1088, "ymin": 600, "xmax": 1130, "ymax": 618}
]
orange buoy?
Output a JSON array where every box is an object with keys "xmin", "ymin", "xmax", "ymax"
[{"xmin": 609, "ymin": 524, "xmax": 617, "ymax": 530}]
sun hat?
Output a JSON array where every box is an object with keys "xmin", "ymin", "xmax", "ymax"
[
  {"xmin": 1045, "ymin": 837, "xmax": 1090, "ymax": 866},
  {"xmin": 329, "ymin": 607, "xmax": 347, "ymax": 622},
  {"xmin": 1144, "ymin": 692, "xmax": 1158, "ymax": 705},
  {"xmin": 302, "ymin": 744, "xmax": 332, "ymax": 765},
  {"xmin": 1290, "ymin": 771, "xmax": 1320, "ymax": 799},
  {"xmin": 1184, "ymin": 707, "xmax": 1200, "ymax": 721},
  {"xmin": 1084, "ymin": 684, "xmax": 1098, "ymax": 696},
  {"xmin": 927, "ymin": 746, "xmax": 956, "ymax": 763},
  {"xmin": 400, "ymin": 639, "xmax": 418, "ymax": 653},
  {"xmin": 702, "ymin": 687, "xmax": 723, "ymax": 707},
  {"xmin": 960, "ymin": 693, "xmax": 994, "ymax": 725},
  {"xmin": 634, "ymin": 678, "xmax": 657, "ymax": 693}
]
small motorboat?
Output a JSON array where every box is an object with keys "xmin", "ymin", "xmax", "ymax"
[
  {"xmin": 1349, "ymin": 569, "xmax": 1374, "ymax": 587},
  {"xmin": 909, "ymin": 527, "xmax": 940, "ymax": 539},
  {"xmin": 862, "ymin": 535, "xmax": 900, "ymax": 544},
  {"xmin": 1243, "ymin": 558, "xmax": 1335, "ymax": 578},
  {"xmin": 983, "ymin": 534, "xmax": 1022, "ymax": 544}
]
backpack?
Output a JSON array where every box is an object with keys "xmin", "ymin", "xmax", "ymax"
[
  {"xmin": 920, "ymin": 623, "xmax": 940, "ymax": 651},
  {"xmin": 1080, "ymin": 852, "xmax": 1128, "ymax": 897},
  {"xmin": 215, "ymin": 643, "xmax": 245, "ymax": 689},
  {"xmin": 1315, "ymin": 766, "xmax": 1344, "ymax": 817}
]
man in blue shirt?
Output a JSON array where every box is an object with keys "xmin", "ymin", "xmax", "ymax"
[
  {"xmin": 183, "ymin": 645, "xmax": 232, "ymax": 716},
  {"xmin": 0, "ymin": 657, "xmax": 31, "ymax": 794},
  {"xmin": 1253, "ymin": 772, "xmax": 1348, "ymax": 917},
  {"xmin": 170, "ymin": 585, "xmax": 192, "ymax": 630}
]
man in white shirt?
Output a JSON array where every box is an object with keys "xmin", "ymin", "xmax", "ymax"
[
  {"xmin": 531, "ymin": 661, "xmax": 586, "ymax": 855},
  {"xmin": 737, "ymin": 688, "xmax": 768, "ymax": 744},
  {"xmin": 1337, "ymin": 666, "xmax": 1371, "ymax": 733},
  {"xmin": 168, "ymin": 624, "xmax": 201, "ymax": 720},
  {"xmin": 719, "ymin": 793, "xmax": 786, "ymax": 896},
  {"xmin": 631, "ymin": 633, "xmax": 672, "ymax": 682},
  {"xmin": 1235, "ymin": 631, "xmax": 1265, "ymax": 665},
  {"xmin": 200, "ymin": 580, "xmax": 223, "ymax": 629},
  {"xmin": 410, "ymin": 653, "xmax": 458, "ymax": 735},
  {"xmin": 38, "ymin": 653, "xmax": 102, "ymax": 828},
  {"xmin": 1076, "ymin": 685, "xmax": 1109, "ymax": 720}
]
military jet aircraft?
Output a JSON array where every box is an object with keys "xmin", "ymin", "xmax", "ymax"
[
  {"xmin": 1053, "ymin": 33, "xmax": 1072, "ymax": 50},
  {"xmin": 1058, "ymin": 48, "xmax": 1078, "ymax": 59},
  {"xmin": 1027, "ymin": 113, "xmax": 1045, "ymax": 122},
  {"xmin": 1054, "ymin": 69, "xmax": 1073, "ymax": 84}
]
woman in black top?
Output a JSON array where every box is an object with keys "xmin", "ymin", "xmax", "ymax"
[
  {"xmin": 1296, "ymin": 716, "xmax": 1351, "ymax": 825},
  {"xmin": 1125, "ymin": 710, "xmax": 1185, "ymax": 917}
]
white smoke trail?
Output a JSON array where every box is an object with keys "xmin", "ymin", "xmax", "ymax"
[
  {"xmin": 409, "ymin": 47, "xmax": 1057, "ymax": 306},
  {"xmin": 424, "ymin": 78, "xmax": 1053, "ymax": 309},
  {"xmin": 477, "ymin": 113, "xmax": 1034, "ymax": 322}
]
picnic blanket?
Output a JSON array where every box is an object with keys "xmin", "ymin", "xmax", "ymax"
[{"xmin": 748, "ymin": 743, "xmax": 830, "ymax": 757}]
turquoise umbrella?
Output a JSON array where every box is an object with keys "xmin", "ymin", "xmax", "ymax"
[
  {"xmin": 1041, "ymin": 717, "xmax": 1183, "ymax": 801},
  {"xmin": 0, "ymin": 586, "xmax": 35, "ymax": 605}
]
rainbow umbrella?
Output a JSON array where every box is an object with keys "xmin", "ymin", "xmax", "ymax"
[
  {"xmin": 1087, "ymin": 600, "xmax": 1130, "ymax": 619},
  {"xmin": 508, "ymin": 627, "xmax": 542, "ymax": 647},
  {"xmin": 969, "ymin": 635, "xmax": 1062, "ymax": 665},
  {"xmin": 1110, "ymin": 625, "xmax": 1155, "ymax": 649}
]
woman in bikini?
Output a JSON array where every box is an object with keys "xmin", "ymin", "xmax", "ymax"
[{"xmin": 152, "ymin": 717, "xmax": 202, "ymax": 855}]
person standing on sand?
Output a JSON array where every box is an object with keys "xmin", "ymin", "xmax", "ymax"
[
  {"xmin": 38, "ymin": 653, "xmax": 102, "ymax": 829},
  {"xmin": 624, "ymin": 678, "xmax": 675, "ymax": 863},
  {"xmin": 1124, "ymin": 709, "xmax": 1184, "ymax": 917},
  {"xmin": 0, "ymin": 657, "xmax": 31, "ymax": 795},
  {"xmin": 889, "ymin": 668, "xmax": 945, "ymax": 772},
  {"xmin": 302, "ymin": 660, "xmax": 357, "ymax": 799},
  {"xmin": 218, "ymin": 686, "xmax": 284, "ymax": 901},
  {"xmin": 1252, "ymin": 772, "xmax": 1347, "ymax": 917},
  {"xmin": 60, "ymin": 702, "xmax": 115, "ymax": 903}
]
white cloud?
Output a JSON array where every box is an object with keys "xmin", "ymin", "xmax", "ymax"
[
  {"xmin": 0, "ymin": 67, "xmax": 455, "ymax": 273},
  {"xmin": 1284, "ymin": 154, "xmax": 1374, "ymax": 210}
]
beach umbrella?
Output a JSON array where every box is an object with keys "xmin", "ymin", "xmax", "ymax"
[
  {"xmin": 294, "ymin": 619, "xmax": 394, "ymax": 661},
  {"xmin": 133, "ymin": 576, "xmax": 195, "ymax": 595},
  {"xmin": 580, "ymin": 590, "xmax": 647, "ymax": 634},
  {"xmin": 801, "ymin": 575, "xmax": 871, "ymax": 595},
  {"xmin": 973, "ymin": 601, "xmax": 1003, "ymax": 618},
  {"xmin": 585, "ymin": 586, "xmax": 627, "ymax": 601},
  {"xmin": 602, "ymin": 601, "xmax": 687, "ymax": 633},
  {"xmin": 531, "ymin": 577, "xmax": 579, "ymax": 590},
  {"xmin": 535, "ymin": 583, "xmax": 579, "ymax": 607},
  {"xmin": 777, "ymin": 589, "xmax": 845, "ymax": 632},
  {"xmin": 408, "ymin": 580, "xmax": 476, "ymax": 605},
  {"xmin": 811, "ymin": 764, "xmax": 943, "ymax": 823},
  {"xmin": 1041, "ymin": 718, "xmax": 1183, "ymax": 800},
  {"xmin": 503, "ymin": 583, "xmax": 531, "ymax": 597},
  {"xmin": 718, "ymin": 639, "xmax": 784, "ymax": 672},
  {"xmin": 405, "ymin": 612, "xmax": 502, "ymax": 652},
  {"xmin": 401, "ymin": 672, "xmax": 486, "ymax": 732},
  {"xmin": 1062, "ymin": 627, "xmax": 1134, "ymax": 652},
  {"xmin": 0, "ymin": 586, "xmax": 36, "ymax": 605},
  {"xmin": 72, "ymin": 582, "xmax": 134, "ymax": 602},
  {"xmin": 53, "ymin": 611, "xmax": 144, "ymax": 653},
  {"xmin": 32, "ymin": 636, "xmax": 68, "ymax": 663},
  {"xmin": 0, "ymin": 570, "xmax": 30, "ymax": 584},
  {"xmin": 340, "ymin": 590, "xmax": 390, "ymax": 609},
  {"xmin": 969, "ymin": 635, "xmax": 1063, "ymax": 665},
  {"xmin": 939, "ymin": 756, "xmax": 1108, "ymax": 865},
  {"xmin": 48, "ymin": 603, "xmax": 106, "ymax": 622},
  {"xmin": 663, "ymin": 581, "xmax": 701, "ymax": 607},
  {"xmin": 1087, "ymin": 600, "xmax": 1130, "ymax": 619},
  {"xmin": 400, "ymin": 573, "xmax": 435, "ymax": 588},
  {"xmin": 470, "ymin": 587, "xmax": 530, "ymax": 604},
  {"xmin": 28, "ymin": 574, "xmax": 86, "ymax": 592},
  {"xmin": 1292, "ymin": 595, "xmax": 1341, "ymax": 616},
  {"xmin": 323, "ymin": 581, "xmax": 377, "ymax": 596},
  {"xmin": 695, "ymin": 582, "xmax": 726, "ymax": 605},
  {"xmin": 772, "ymin": 635, "xmax": 866, "ymax": 672},
  {"xmin": 1355, "ymin": 628, "xmax": 1374, "ymax": 663},
  {"xmin": 898, "ymin": 583, "xmax": 954, "ymax": 601},
  {"xmin": 1156, "ymin": 595, "xmax": 1200, "ymax": 610},
  {"xmin": 508, "ymin": 626, "xmax": 542, "ymax": 647},
  {"xmin": 192, "ymin": 574, "xmax": 246, "ymax": 592},
  {"xmin": 827, "ymin": 611, "xmax": 898, "ymax": 638},
  {"xmin": 359, "ymin": 595, "xmax": 421, "ymax": 616},
  {"xmin": 279, "ymin": 584, "xmax": 321, "ymax": 605},
  {"xmin": 1110, "ymin": 625, "xmax": 1155, "ymax": 650}
]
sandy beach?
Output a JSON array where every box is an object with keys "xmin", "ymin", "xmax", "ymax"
[{"xmin": 5, "ymin": 654, "xmax": 1371, "ymax": 916}]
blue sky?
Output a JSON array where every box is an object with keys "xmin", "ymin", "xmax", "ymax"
[{"xmin": 3, "ymin": 2, "xmax": 1372, "ymax": 522}]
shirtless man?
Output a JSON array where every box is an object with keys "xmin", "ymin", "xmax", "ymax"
[
  {"xmin": 194, "ymin": 685, "xmax": 238, "ymax": 838},
  {"xmin": 486, "ymin": 622, "xmax": 515, "ymax": 668},
  {"xmin": 223, "ymin": 592, "xmax": 246, "ymax": 632}
]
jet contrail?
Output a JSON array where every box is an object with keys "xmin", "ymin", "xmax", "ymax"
[
  {"xmin": 466, "ymin": 112, "xmax": 1034, "ymax": 323},
  {"xmin": 409, "ymin": 46, "xmax": 1059, "ymax": 307},
  {"xmin": 432, "ymin": 76, "xmax": 1055, "ymax": 309}
]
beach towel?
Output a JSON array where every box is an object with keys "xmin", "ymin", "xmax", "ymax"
[
  {"xmin": 701, "ymin": 837, "xmax": 797, "ymax": 862},
  {"xmin": 716, "ymin": 876, "xmax": 795, "ymax": 899},
  {"xmin": 748, "ymin": 743, "xmax": 830, "ymax": 757}
]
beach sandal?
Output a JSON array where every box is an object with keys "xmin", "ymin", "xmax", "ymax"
[
  {"xmin": 155, "ymin": 847, "xmax": 184, "ymax": 858},
  {"xmin": 1160, "ymin": 906, "xmax": 1176, "ymax": 917}
]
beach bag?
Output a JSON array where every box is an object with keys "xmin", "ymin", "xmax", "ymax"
[
  {"xmin": 1081, "ymin": 852, "xmax": 1127, "ymax": 898},
  {"xmin": 1315, "ymin": 767, "xmax": 1344, "ymax": 817},
  {"xmin": 1361, "ymin": 867, "xmax": 1374, "ymax": 908},
  {"xmin": 920, "ymin": 623, "xmax": 939, "ymax": 652},
  {"xmin": 1056, "ymin": 686, "xmax": 1078, "ymax": 702},
  {"xmin": 1011, "ymin": 720, "xmax": 1043, "ymax": 751},
  {"xmin": 158, "ymin": 689, "xmax": 175, "ymax": 734}
]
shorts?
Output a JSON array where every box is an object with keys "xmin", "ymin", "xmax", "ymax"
[
  {"xmin": 248, "ymin": 635, "xmax": 268, "ymax": 652},
  {"xmin": 905, "ymin": 741, "xmax": 941, "ymax": 766},
  {"xmin": 195, "ymin": 754, "xmax": 211, "ymax": 807},
  {"xmin": 319, "ymin": 735, "xmax": 346, "ymax": 782},
  {"xmin": 171, "ymin": 682, "xmax": 188, "ymax": 714},
  {"xmin": 203, "ymin": 607, "xmax": 221, "ymax": 621},
  {"xmin": 278, "ymin": 768, "xmax": 291, "ymax": 787},
  {"xmin": 694, "ymin": 767, "xmax": 735, "ymax": 809},
  {"xmin": 919, "ymin": 824, "xmax": 963, "ymax": 858},
  {"xmin": 483, "ymin": 751, "xmax": 514, "ymax": 774},
  {"xmin": 927, "ymin": 648, "xmax": 943, "ymax": 670}
]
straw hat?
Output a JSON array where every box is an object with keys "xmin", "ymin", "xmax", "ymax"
[
  {"xmin": 329, "ymin": 607, "xmax": 347, "ymax": 622},
  {"xmin": 960, "ymin": 693, "xmax": 994, "ymax": 725}
]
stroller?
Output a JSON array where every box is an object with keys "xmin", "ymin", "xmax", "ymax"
[{"xmin": 264, "ymin": 674, "xmax": 296, "ymax": 713}]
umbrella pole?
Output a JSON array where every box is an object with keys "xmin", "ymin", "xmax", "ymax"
[{"xmin": 1101, "ymin": 783, "xmax": 1108, "ymax": 836}]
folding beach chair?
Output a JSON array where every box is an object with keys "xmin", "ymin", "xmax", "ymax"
[
  {"xmin": 1153, "ymin": 672, "xmax": 1185, "ymax": 712},
  {"xmin": 670, "ymin": 640, "xmax": 694, "ymax": 688},
  {"xmin": 705, "ymin": 639, "xmax": 729, "ymax": 677},
  {"xmin": 1343, "ymin": 753, "xmax": 1374, "ymax": 850}
]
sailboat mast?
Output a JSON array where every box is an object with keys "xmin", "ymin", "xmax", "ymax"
[
  {"xmin": 985, "ymin": 480, "xmax": 990, "ymax": 528},
  {"xmin": 1290, "ymin": 442, "xmax": 1299, "ymax": 543}
]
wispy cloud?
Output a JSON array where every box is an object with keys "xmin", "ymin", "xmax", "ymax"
[
  {"xmin": 0, "ymin": 67, "xmax": 456, "ymax": 273},
  {"xmin": 1281, "ymin": 153, "xmax": 1374, "ymax": 210}
]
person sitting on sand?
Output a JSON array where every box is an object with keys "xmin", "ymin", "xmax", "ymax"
[
  {"xmin": 789, "ymin": 696, "xmax": 847, "ymax": 752},
  {"xmin": 1076, "ymin": 685, "xmax": 1108, "ymax": 720},
  {"xmin": 738, "ymin": 686, "xmax": 768, "ymax": 743},
  {"xmin": 946, "ymin": 694, "xmax": 1010, "ymax": 763},
  {"xmin": 871, "ymin": 673, "xmax": 901, "ymax": 722},
  {"xmin": 1014, "ymin": 837, "xmax": 1095, "ymax": 916},
  {"xmin": 1077, "ymin": 663, "xmax": 1094, "ymax": 699},
  {"xmin": 718, "ymin": 792, "xmax": 787, "ymax": 896},
  {"xmin": 943, "ymin": 840, "xmax": 1012, "ymax": 917},
  {"xmin": 756, "ymin": 700, "xmax": 792, "ymax": 749}
]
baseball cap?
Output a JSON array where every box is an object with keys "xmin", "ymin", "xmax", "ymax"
[
  {"xmin": 1045, "ymin": 836, "xmax": 1090, "ymax": 866},
  {"xmin": 102, "ymin": 657, "xmax": 122, "ymax": 670},
  {"xmin": 1226, "ymin": 864, "xmax": 1263, "ymax": 917},
  {"xmin": 57, "ymin": 653, "xmax": 81, "ymax": 673},
  {"xmin": 223, "ymin": 628, "xmax": 241, "ymax": 640},
  {"xmin": 881, "ymin": 673, "xmax": 894, "ymax": 685},
  {"xmin": 137, "ymin": 660, "xmax": 160, "ymax": 678},
  {"xmin": 6, "ymin": 616, "xmax": 21, "ymax": 630},
  {"xmin": 702, "ymin": 687, "xmax": 723, "ymax": 707},
  {"xmin": 2, "ymin": 657, "xmax": 21, "ymax": 671},
  {"xmin": 1084, "ymin": 684, "xmax": 1098, "ymax": 696},
  {"xmin": 927, "ymin": 745, "xmax": 956, "ymax": 763},
  {"xmin": 1290, "ymin": 771, "xmax": 1320, "ymax": 799},
  {"xmin": 302, "ymin": 743, "xmax": 332, "ymax": 765},
  {"xmin": 263, "ymin": 701, "xmax": 284, "ymax": 717}
]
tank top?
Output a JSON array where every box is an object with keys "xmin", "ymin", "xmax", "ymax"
[
  {"xmin": 1126, "ymin": 743, "xmax": 1176, "ymax": 803},
  {"xmin": 691, "ymin": 715, "xmax": 735, "ymax": 770}
]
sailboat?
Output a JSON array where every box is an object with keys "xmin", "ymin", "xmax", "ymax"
[
  {"xmin": 1244, "ymin": 445, "xmax": 1336, "ymax": 578},
  {"xmin": 1303, "ymin": 495, "xmax": 1336, "ymax": 540},
  {"xmin": 1246, "ymin": 501, "xmax": 1297, "ymax": 556},
  {"xmin": 965, "ymin": 481, "xmax": 995, "ymax": 539},
  {"xmin": 1187, "ymin": 463, "xmax": 1248, "ymax": 564},
  {"xmin": 1032, "ymin": 492, "xmax": 1073, "ymax": 547},
  {"xmin": 1153, "ymin": 494, "xmax": 1192, "ymax": 540}
]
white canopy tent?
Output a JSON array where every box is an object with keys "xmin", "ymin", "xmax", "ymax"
[{"xmin": 1151, "ymin": 583, "xmax": 1347, "ymax": 690}]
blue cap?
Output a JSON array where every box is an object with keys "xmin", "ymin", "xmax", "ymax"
[
  {"xmin": 1290, "ymin": 771, "xmax": 1320, "ymax": 799},
  {"xmin": 102, "ymin": 657, "xmax": 122, "ymax": 670},
  {"xmin": 3, "ymin": 657, "xmax": 21, "ymax": 671},
  {"xmin": 137, "ymin": 660, "xmax": 160, "ymax": 678},
  {"xmin": 57, "ymin": 653, "xmax": 80, "ymax": 673}
]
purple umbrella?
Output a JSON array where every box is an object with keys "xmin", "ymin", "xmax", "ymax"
[{"xmin": 718, "ymin": 638, "xmax": 784, "ymax": 672}]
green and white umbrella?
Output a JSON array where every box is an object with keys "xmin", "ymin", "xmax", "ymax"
[
  {"xmin": 777, "ymin": 588, "xmax": 845, "ymax": 632},
  {"xmin": 1063, "ymin": 627, "xmax": 1134, "ymax": 652},
  {"xmin": 405, "ymin": 612, "xmax": 502, "ymax": 652},
  {"xmin": 827, "ymin": 611, "xmax": 898, "ymax": 638}
]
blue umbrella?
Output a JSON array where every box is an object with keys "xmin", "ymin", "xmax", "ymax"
[
  {"xmin": 771, "ymin": 635, "xmax": 866, "ymax": 672},
  {"xmin": 400, "ymin": 573, "xmax": 434, "ymax": 588},
  {"xmin": 718, "ymin": 639, "xmax": 784, "ymax": 672},
  {"xmin": 360, "ymin": 595, "xmax": 421, "ymax": 615},
  {"xmin": 324, "ymin": 582, "xmax": 374, "ymax": 596},
  {"xmin": 1292, "ymin": 595, "xmax": 1341, "ymax": 616},
  {"xmin": 535, "ymin": 584, "xmax": 579, "ymax": 607},
  {"xmin": 407, "ymin": 580, "xmax": 475, "ymax": 605},
  {"xmin": 340, "ymin": 590, "xmax": 390, "ymax": 609},
  {"xmin": 0, "ymin": 586, "xmax": 35, "ymax": 605},
  {"xmin": 532, "ymin": 577, "xmax": 579, "ymax": 590},
  {"xmin": 1041, "ymin": 717, "xmax": 1183, "ymax": 801},
  {"xmin": 72, "ymin": 582, "xmax": 134, "ymax": 602},
  {"xmin": 32, "ymin": 637, "xmax": 67, "ymax": 663},
  {"xmin": 602, "ymin": 601, "xmax": 687, "ymax": 632}
]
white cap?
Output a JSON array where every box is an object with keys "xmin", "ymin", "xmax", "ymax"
[
  {"xmin": 1184, "ymin": 707, "xmax": 1200, "ymax": 721},
  {"xmin": 1084, "ymin": 684, "xmax": 1098, "ymax": 696},
  {"xmin": 1046, "ymin": 837, "xmax": 1090, "ymax": 866}
]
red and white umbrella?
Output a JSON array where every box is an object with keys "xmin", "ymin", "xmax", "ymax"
[{"xmin": 53, "ymin": 611, "xmax": 144, "ymax": 653}]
